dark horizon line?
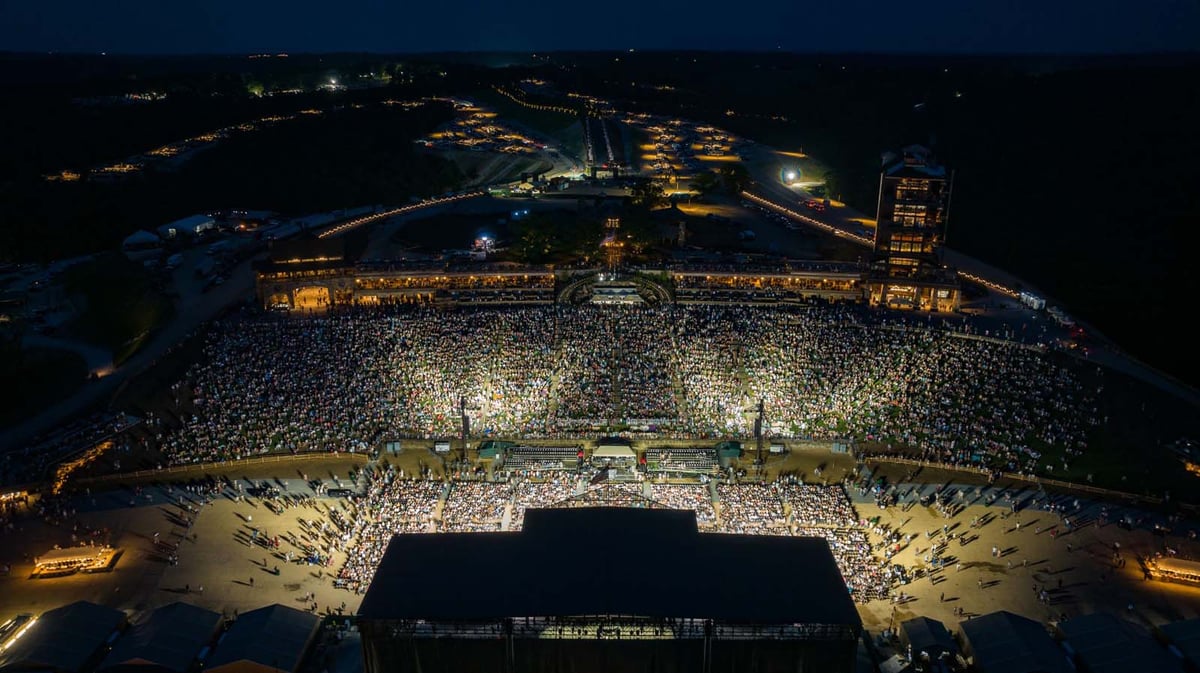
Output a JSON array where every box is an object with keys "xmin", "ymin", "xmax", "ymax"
[{"xmin": 3, "ymin": 48, "xmax": 1200, "ymax": 59}]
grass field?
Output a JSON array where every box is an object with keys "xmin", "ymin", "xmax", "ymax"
[
  {"xmin": 1032, "ymin": 360, "xmax": 1200, "ymax": 501},
  {"xmin": 62, "ymin": 253, "xmax": 175, "ymax": 365},
  {"xmin": 111, "ymin": 329, "xmax": 209, "ymax": 416},
  {"xmin": 860, "ymin": 353, "xmax": 1199, "ymax": 503}
]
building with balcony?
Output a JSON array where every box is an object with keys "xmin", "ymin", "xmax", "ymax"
[{"xmin": 867, "ymin": 145, "xmax": 960, "ymax": 312}]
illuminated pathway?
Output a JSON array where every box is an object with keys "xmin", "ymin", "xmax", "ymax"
[
  {"xmin": 741, "ymin": 191, "xmax": 875, "ymax": 247},
  {"xmin": 743, "ymin": 191, "xmax": 1022, "ymax": 299},
  {"xmin": 316, "ymin": 191, "xmax": 485, "ymax": 239}
]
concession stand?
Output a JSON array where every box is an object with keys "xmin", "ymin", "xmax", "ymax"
[
  {"xmin": 1147, "ymin": 556, "xmax": 1200, "ymax": 587},
  {"xmin": 33, "ymin": 545, "xmax": 119, "ymax": 577}
]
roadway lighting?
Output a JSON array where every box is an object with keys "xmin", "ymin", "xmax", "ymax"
[{"xmin": 785, "ymin": 171, "xmax": 797, "ymax": 183}]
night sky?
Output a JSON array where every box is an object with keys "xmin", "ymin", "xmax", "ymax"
[{"xmin": 3, "ymin": 0, "xmax": 1199, "ymax": 54}]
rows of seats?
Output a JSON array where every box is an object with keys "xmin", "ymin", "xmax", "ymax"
[
  {"xmin": 501, "ymin": 456, "xmax": 574, "ymax": 472},
  {"xmin": 509, "ymin": 446, "xmax": 579, "ymax": 461},
  {"xmin": 645, "ymin": 448, "xmax": 718, "ymax": 473},
  {"xmin": 448, "ymin": 288, "xmax": 554, "ymax": 304}
]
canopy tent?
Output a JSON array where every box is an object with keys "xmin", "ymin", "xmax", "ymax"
[
  {"xmin": 960, "ymin": 611, "xmax": 1072, "ymax": 673},
  {"xmin": 1149, "ymin": 556, "xmax": 1200, "ymax": 585},
  {"xmin": 879, "ymin": 654, "xmax": 913, "ymax": 673},
  {"xmin": 477, "ymin": 440, "xmax": 514, "ymax": 460},
  {"xmin": 1154, "ymin": 557, "xmax": 1200, "ymax": 574},
  {"xmin": 206, "ymin": 604, "xmax": 318, "ymax": 673},
  {"xmin": 715, "ymin": 441, "xmax": 743, "ymax": 459},
  {"xmin": 1059, "ymin": 612, "xmax": 1184, "ymax": 673},
  {"xmin": 1160, "ymin": 618, "xmax": 1200, "ymax": 669},
  {"xmin": 901, "ymin": 616, "xmax": 956, "ymax": 661},
  {"xmin": 593, "ymin": 445, "xmax": 635, "ymax": 459},
  {"xmin": 35, "ymin": 546, "xmax": 109, "ymax": 566},
  {"xmin": 0, "ymin": 601, "xmax": 127, "ymax": 673},
  {"xmin": 100, "ymin": 602, "xmax": 223, "ymax": 673},
  {"xmin": 157, "ymin": 214, "xmax": 215, "ymax": 239}
]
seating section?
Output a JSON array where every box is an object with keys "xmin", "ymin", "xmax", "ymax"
[
  {"xmin": 645, "ymin": 447, "xmax": 718, "ymax": 473},
  {"xmin": 650, "ymin": 484, "xmax": 717, "ymax": 524},
  {"xmin": 441, "ymin": 482, "xmax": 508, "ymax": 532},
  {"xmin": 717, "ymin": 484, "xmax": 785, "ymax": 532},
  {"xmin": 776, "ymin": 483, "xmax": 858, "ymax": 528},
  {"xmin": 501, "ymin": 446, "xmax": 580, "ymax": 473}
]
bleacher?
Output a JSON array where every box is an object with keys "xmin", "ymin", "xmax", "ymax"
[
  {"xmin": 645, "ymin": 447, "xmax": 718, "ymax": 474},
  {"xmin": 500, "ymin": 446, "xmax": 580, "ymax": 472},
  {"xmin": 447, "ymin": 287, "xmax": 554, "ymax": 305}
]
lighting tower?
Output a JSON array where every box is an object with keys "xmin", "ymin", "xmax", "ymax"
[
  {"xmin": 754, "ymin": 398, "xmax": 765, "ymax": 467},
  {"xmin": 459, "ymin": 396, "xmax": 469, "ymax": 441}
]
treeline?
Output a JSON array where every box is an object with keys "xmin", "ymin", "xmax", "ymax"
[
  {"xmin": 0, "ymin": 103, "xmax": 463, "ymax": 261},
  {"xmin": 0, "ymin": 62, "xmax": 485, "ymax": 182}
]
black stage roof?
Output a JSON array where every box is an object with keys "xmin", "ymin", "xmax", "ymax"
[{"xmin": 359, "ymin": 507, "xmax": 861, "ymax": 627}]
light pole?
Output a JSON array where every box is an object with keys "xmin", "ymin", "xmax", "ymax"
[{"xmin": 755, "ymin": 398, "xmax": 765, "ymax": 471}]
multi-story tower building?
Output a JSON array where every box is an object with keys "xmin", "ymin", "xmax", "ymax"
[{"xmin": 868, "ymin": 145, "xmax": 960, "ymax": 312}]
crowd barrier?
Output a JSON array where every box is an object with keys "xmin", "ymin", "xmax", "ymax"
[
  {"xmin": 32, "ymin": 443, "xmax": 1183, "ymax": 515},
  {"xmin": 73, "ymin": 451, "xmax": 370, "ymax": 488},
  {"xmin": 862, "ymin": 455, "xmax": 1165, "ymax": 506}
]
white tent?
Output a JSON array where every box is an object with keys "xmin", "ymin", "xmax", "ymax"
[
  {"xmin": 594, "ymin": 445, "xmax": 635, "ymax": 459},
  {"xmin": 121, "ymin": 230, "xmax": 160, "ymax": 248},
  {"xmin": 158, "ymin": 214, "xmax": 216, "ymax": 239}
]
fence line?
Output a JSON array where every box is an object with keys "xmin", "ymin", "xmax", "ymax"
[
  {"xmin": 36, "ymin": 445, "xmax": 1177, "ymax": 512},
  {"xmin": 863, "ymin": 455, "xmax": 1163, "ymax": 505},
  {"xmin": 74, "ymin": 451, "xmax": 370, "ymax": 487}
]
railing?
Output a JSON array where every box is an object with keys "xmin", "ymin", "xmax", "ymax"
[
  {"xmin": 73, "ymin": 451, "xmax": 371, "ymax": 488},
  {"xmin": 741, "ymin": 192, "xmax": 872, "ymax": 247},
  {"xmin": 862, "ymin": 455, "xmax": 1164, "ymax": 505},
  {"xmin": 317, "ymin": 192, "xmax": 485, "ymax": 239}
]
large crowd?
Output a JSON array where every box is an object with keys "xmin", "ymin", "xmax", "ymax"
[
  {"xmin": 330, "ymin": 468, "xmax": 898, "ymax": 601},
  {"xmin": 153, "ymin": 303, "xmax": 1099, "ymax": 478},
  {"xmin": 336, "ymin": 472, "xmax": 442, "ymax": 587},
  {"xmin": 716, "ymin": 484, "xmax": 785, "ymax": 532}
]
